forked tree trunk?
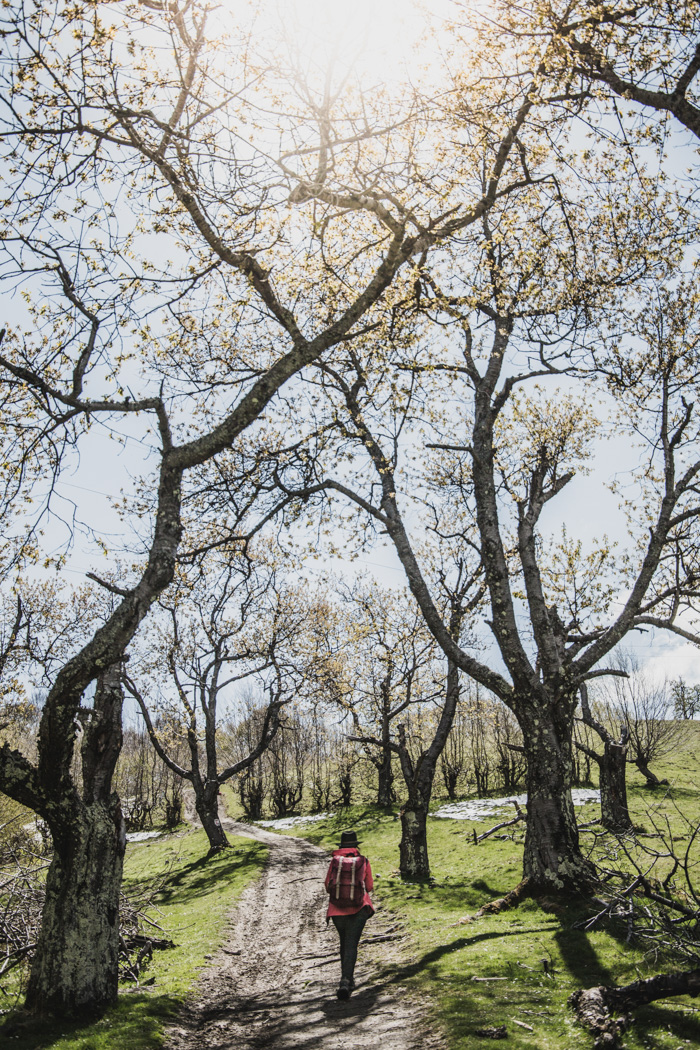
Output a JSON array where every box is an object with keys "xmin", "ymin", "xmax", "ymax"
[
  {"xmin": 520, "ymin": 704, "xmax": 594, "ymax": 894},
  {"xmin": 442, "ymin": 763, "xmax": 460, "ymax": 800},
  {"xmin": 25, "ymin": 802, "xmax": 126, "ymax": 1015},
  {"xmin": 26, "ymin": 665, "xmax": 126, "ymax": 1017},
  {"xmin": 576, "ymin": 687, "xmax": 633, "ymax": 834},
  {"xmin": 575, "ymin": 739, "xmax": 633, "ymax": 834}
]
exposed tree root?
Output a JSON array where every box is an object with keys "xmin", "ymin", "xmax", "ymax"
[
  {"xmin": 569, "ymin": 969, "xmax": 700, "ymax": 1048},
  {"xmin": 474, "ymin": 878, "xmax": 533, "ymax": 917}
]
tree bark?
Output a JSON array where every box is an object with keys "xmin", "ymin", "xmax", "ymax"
[
  {"xmin": 25, "ymin": 801, "xmax": 126, "ymax": 1016},
  {"xmin": 520, "ymin": 703, "xmax": 595, "ymax": 894},
  {"xmin": 376, "ymin": 746, "xmax": 394, "ymax": 808},
  {"xmin": 599, "ymin": 740, "xmax": 633, "ymax": 832},
  {"xmin": 194, "ymin": 782, "xmax": 230, "ymax": 853},
  {"xmin": 25, "ymin": 666, "xmax": 126, "ymax": 1017},
  {"xmin": 399, "ymin": 803, "xmax": 430, "ymax": 879}
]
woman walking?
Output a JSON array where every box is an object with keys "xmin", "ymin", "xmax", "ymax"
[{"xmin": 324, "ymin": 830, "xmax": 375, "ymax": 999}]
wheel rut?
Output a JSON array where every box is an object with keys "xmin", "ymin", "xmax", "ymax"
[{"xmin": 164, "ymin": 821, "xmax": 445, "ymax": 1050}]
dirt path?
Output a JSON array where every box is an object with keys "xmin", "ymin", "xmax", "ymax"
[{"xmin": 165, "ymin": 821, "xmax": 445, "ymax": 1050}]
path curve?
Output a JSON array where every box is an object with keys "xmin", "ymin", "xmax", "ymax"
[{"xmin": 165, "ymin": 820, "xmax": 445, "ymax": 1050}]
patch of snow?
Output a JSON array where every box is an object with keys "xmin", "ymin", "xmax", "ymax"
[
  {"xmin": 126, "ymin": 830, "xmax": 164, "ymax": 843},
  {"xmin": 433, "ymin": 788, "xmax": 600, "ymax": 821},
  {"xmin": 571, "ymin": 788, "xmax": 601, "ymax": 805},
  {"xmin": 254, "ymin": 812, "xmax": 335, "ymax": 830}
]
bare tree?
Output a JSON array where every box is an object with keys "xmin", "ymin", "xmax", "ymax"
[
  {"xmin": 440, "ymin": 697, "xmax": 472, "ymax": 800},
  {"xmin": 607, "ymin": 664, "xmax": 680, "ymax": 790},
  {"xmin": 125, "ymin": 556, "xmax": 316, "ymax": 853},
  {"xmin": 576, "ymin": 683, "xmax": 633, "ymax": 834},
  {"xmin": 348, "ymin": 582, "xmax": 472, "ymax": 879},
  {"xmin": 336, "ymin": 583, "xmax": 444, "ymax": 809}
]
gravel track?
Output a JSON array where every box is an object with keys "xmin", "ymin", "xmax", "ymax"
[{"xmin": 164, "ymin": 821, "xmax": 445, "ymax": 1050}]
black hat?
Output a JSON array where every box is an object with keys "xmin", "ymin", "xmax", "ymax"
[{"xmin": 340, "ymin": 830, "xmax": 359, "ymax": 848}]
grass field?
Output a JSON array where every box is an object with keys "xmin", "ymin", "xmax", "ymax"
[{"xmin": 0, "ymin": 829, "xmax": 268, "ymax": 1050}]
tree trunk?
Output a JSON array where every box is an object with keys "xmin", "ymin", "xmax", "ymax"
[
  {"xmin": 399, "ymin": 803, "xmax": 430, "ymax": 880},
  {"xmin": 442, "ymin": 763, "xmax": 459, "ymax": 800},
  {"xmin": 241, "ymin": 773, "xmax": 264, "ymax": 819},
  {"xmin": 634, "ymin": 756, "xmax": 668, "ymax": 788},
  {"xmin": 26, "ymin": 665, "xmax": 126, "ymax": 1016},
  {"xmin": 520, "ymin": 706, "xmax": 595, "ymax": 894},
  {"xmin": 376, "ymin": 747, "xmax": 394, "ymax": 808},
  {"xmin": 599, "ymin": 741, "xmax": 633, "ymax": 833},
  {"xmin": 398, "ymin": 653, "xmax": 462, "ymax": 881},
  {"xmin": 194, "ymin": 783, "xmax": 230, "ymax": 853},
  {"xmin": 25, "ymin": 801, "xmax": 126, "ymax": 1016}
]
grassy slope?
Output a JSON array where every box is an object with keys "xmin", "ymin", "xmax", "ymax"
[
  {"xmin": 1, "ymin": 829, "xmax": 268, "ymax": 1050},
  {"xmin": 279, "ymin": 723, "xmax": 700, "ymax": 1050}
]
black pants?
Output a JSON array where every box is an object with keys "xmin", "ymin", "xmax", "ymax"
[{"xmin": 332, "ymin": 905, "xmax": 372, "ymax": 983}]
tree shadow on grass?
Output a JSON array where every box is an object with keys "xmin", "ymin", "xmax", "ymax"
[
  {"xmin": 0, "ymin": 991, "xmax": 183, "ymax": 1050},
  {"xmin": 554, "ymin": 923, "xmax": 614, "ymax": 988},
  {"xmin": 385, "ymin": 924, "xmax": 555, "ymax": 982},
  {"xmin": 634, "ymin": 1001, "xmax": 700, "ymax": 1046},
  {"xmin": 378, "ymin": 875, "xmax": 526, "ymax": 914},
  {"xmin": 123, "ymin": 841, "xmax": 268, "ymax": 908}
]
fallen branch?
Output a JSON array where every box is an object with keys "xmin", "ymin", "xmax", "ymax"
[
  {"xmin": 570, "ymin": 969, "xmax": 700, "ymax": 1049},
  {"xmin": 470, "ymin": 800, "xmax": 526, "ymax": 844}
]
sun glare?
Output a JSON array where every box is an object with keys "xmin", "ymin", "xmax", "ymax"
[{"xmin": 241, "ymin": 0, "xmax": 451, "ymax": 89}]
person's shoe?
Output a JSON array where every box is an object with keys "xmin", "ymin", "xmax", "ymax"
[
  {"xmin": 349, "ymin": 978, "xmax": 355, "ymax": 992},
  {"xmin": 337, "ymin": 978, "xmax": 351, "ymax": 1000}
]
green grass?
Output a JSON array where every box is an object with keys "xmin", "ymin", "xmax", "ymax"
[
  {"xmin": 1, "ymin": 829, "xmax": 268, "ymax": 1050},
  {"xmin": 276, "ymin": 723, "xmax": 700, "ymax": 1049}
]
